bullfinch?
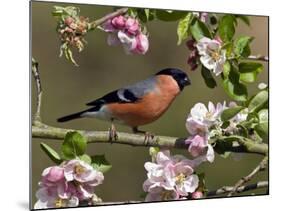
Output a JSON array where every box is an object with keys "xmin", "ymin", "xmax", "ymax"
[{"xmin": 57, "ymin": 68, "xmax": 191, "ymax": 140}]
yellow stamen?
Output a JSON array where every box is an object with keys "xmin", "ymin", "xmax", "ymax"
[
  {"xmin": 74, "ymin": 164, "xmax": 85, "ymax": 175},
  {"xmin": 54, "ymin": 198, "xmax": 67, "ymax": 208},
  {"xmin": 175, "ymin": 173, "xmax": 186, "ymax": 185},
  {"xmin": 211, "ymin": 51, "xmax": 220, "ymax": 61},
  {"xmin": 161, "ymin": 190, "xmax": 174, "ymax": 200}
]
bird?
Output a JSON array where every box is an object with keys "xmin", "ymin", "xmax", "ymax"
[{"xmin": 57, "ymin": 68, "xmax": 191, "ymax": 140}]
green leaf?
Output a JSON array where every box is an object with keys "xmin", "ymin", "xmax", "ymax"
[
  {"xmin": 254, "ymin": 109, "xmax": 268, "ymax": 140},
  {"xmin": 61, "ymin": 131, "xmax": 87, "ymax": 160},
  {"xmin": 79, "ymin": 154, "xmax": 92, "ymax": 164},
  {"xmin": 258, "ymin": 109, "xmax": 268, "ymax": 123},
  {"xmin": 136, "ymin": 9, "xmax": 153, "ymax": 23},
  {"xmin": 177, "ymin": 13, "xmax": 193, "ymax": 45},
  {"xmin": 144, "ymin": 9, "xmax": 150, "ymax": 20},
  {"xmin": 218, "ymin": 15, "xmax": 236, "ymax": 42},
  {"xmin": 221, "ymin": 106, "xmax": 244, "ymax": 122},
  {"xmin": 223, "ymin": 67, "xmax": 248, "ymax": 101},
  {"xmin": 234, "ymin": 36, "xmax": 253, "ymax": 57},
  {"xmin": 201, "ymin": 66, "xmax": 217, "ymax": 88},
  {"xmin": 91, "ymin": 155, "xmax": 112, "ymax": 173},
  {"xmin": 156, "ymin": 10, "xmax": 187, "ymax": 22},
  {"xmin": 190, "ymin": 20, "xmax": 212, "ymax": 41},
  {"xmin": 236, "ymin": 15, "xmax": 250, "ymax": 26},
  {"xmin": 255, "ymin": 123, "xmax": 268, "ymax": 141},
  {"xmin": 223, "ymin": 61, "xmax": 231, "ymax": 78},
  {"xmin": 239, "ymin": 62, "xmax": 263, "ymax": 83},
  {"xmin": 40, "ymin": 143, "xmax": 62, "ymax": 164},
  {"xmin": 248, "ymin": 90, "xmax": 268, "ymax": 113}
]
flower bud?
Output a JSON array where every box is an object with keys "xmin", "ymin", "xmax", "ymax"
[{"xmin": 192, "ymin": 191, "xmax": 203, "ymax": 199}]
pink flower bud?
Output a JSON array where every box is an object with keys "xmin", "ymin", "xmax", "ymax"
[
  {"xmin": 200, "ymin": 12, "xmax": 208, "ymax": 23},
  {"xmin": 134, "ymin": 33, "xmax": 149, "ymax": 54},
  {"xmin": 192, "ymin": 191, "xmax": 203, "ymax": 199},
  {"xmin": 125, "ymin": 17, "xmax": 140, "ymax": 35},
  {"xmin": 64, "ymin": 17, "xmax": 74, "ymax": 26},
  {"xmin": 214, "ymin": 36, "xmax": 223, "ymax": 44},
  {"xmin": 186, "ymin": 39, "xmax": 196, "ymax": 50},
  {"xmin": 101, "ymin": 19, "xmax": 116, "ymax": 32},
  {"xmin": 42, "ymin": 166, "xmax": 64, "ymax": 183},
  {"xmin": 111, "ymin": 15, "xmax": 126, "ymax": 29}
]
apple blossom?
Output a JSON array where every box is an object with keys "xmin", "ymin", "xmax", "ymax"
[
  {"xmin": 196, "ymin": 37, "xmax": 226, "ymax": 76},
  {"xmin": 143, "ymin": 150, "xmax": 199, "ymax": 201},
  {"xmin": 186, "ymin": 101, "xmax": 225, "ymax": 135},
  {"xmin": 63, "ymin": 159, "xmax": 104, "ymax": 184},
  {"xmin": 185, "ymin": 135, "xmax": 215, "ymax": 163},
  {"xmin": 34, "ymin": 159, "xmax": 104, "ymax": 209}
]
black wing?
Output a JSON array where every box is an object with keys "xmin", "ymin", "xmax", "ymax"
[{"xmin": 86, "ymin": 89, "xmax": 139, "ymax": 106}]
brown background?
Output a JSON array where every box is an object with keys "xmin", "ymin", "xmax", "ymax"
[{"xmin": 31, "ymin": 1, "xmax": 269, "ymax": 206}]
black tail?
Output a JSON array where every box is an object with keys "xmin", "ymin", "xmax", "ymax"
[{"xmin": 57, "ymin": 111, "xmax": 85, "ymax": 122}]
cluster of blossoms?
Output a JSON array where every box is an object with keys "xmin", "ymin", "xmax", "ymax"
[
  {"xmin": 34, "ymin": 159, "xmax": 104, "ymax": 209},
  {"xmin": 58, "ymin": 16, "xmax": 89, "ymax": 52},
  {"xmin": 102, "ymin": 15, "xmax": 149, "ymax": 55},
  {"xmin": 185, "ymin": 101, "xmax": 248, "ymax": 162},
  {"xmin": 196, "ymin": 37, "xmax": 226, "ymax": 76},
  {"xmin": 143, "ymin": 150, "xmax": 200, "ymax": 201}
]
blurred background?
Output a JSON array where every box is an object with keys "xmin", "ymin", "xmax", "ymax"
[{"xmin": 31, "ymin": 1, "xmax": 268, "ymax": 206}]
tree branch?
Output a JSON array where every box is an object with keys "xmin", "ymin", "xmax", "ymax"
[
  {"xmin": 32, "ymin": 124, "xmax": 268, "ymax": 155},
  {"xmin": 206, "ymin": 180, "xmax": 268, "ymax": 197},
  {"xmin": 89, "ymin": 8, "xmax": 128, "ymax": 29},
  {"xmin": 247, "ymin": 55, "xmax": 269, "ymax": 62},
  {"xmin": 32, "ymin": 58, "xmax": 42, "ymax": 125},
  {"xmin": 227, "ymin": 156, "xmax": 268, "ymax": 196},
  {"xmin": 90, "ymin": 181, "xmax": 269, "ymax": 205}
]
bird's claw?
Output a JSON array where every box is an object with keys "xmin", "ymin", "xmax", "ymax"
[
  {"xmin": 144, "ymin": 132, "xmax": 154, "ymax": 145},
  {"xmin": 108, "ymin": 124, "xmax": 118, "ymax": 142}
]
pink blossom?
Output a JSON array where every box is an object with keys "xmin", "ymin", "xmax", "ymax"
[
  {"xmin": 117, "ymin": 31, "xmax": 138, "ymax": 54},
  {"xmin": 34, "ymin": 159, "xmax": 104, "ymax": 209},
  {"xmin": 64, "ymin": 159, "xmax": 104, "ymax": 185},
  {"xmin": 186, "ymin": 102, "xmax": 225, "ymax": 135},
  {"xmin": 185, "ymin": 135, "xmax": 215, "ymax": 163},
  {"xmin": 185, "ymin": 135, "xmax": 207, "ymax": 157},
  {"xmin": 133, "ymin": 33, "xmax": 149, "ymax": 54},
  {"xmin": 196, "ymin": 37, "xmax": 226, "ymax": 76},
  {"xmin": 111, "ymin": 15, "xmax": 126, "ymax": 29},
  {"xmin": 102, "ymin": 19, "xmax": 116, "ymax": 32},
  {"xmin": 34, "ymin": 187, "xmax": 79, "ymax": 209},
  {"xmin": 200, "ymin": 13, "xmax": 208, "ymax": 23},
  {"xmin": 192, "ymin": 191, "xmax": 204, "ymax": 199},
  {"xmin": 143, "ymin": 150, "xmax": 199, "ymax": 201},
  {"xmin": 125, "ymin": 17, "xmax": 140, "ymax": 35}
]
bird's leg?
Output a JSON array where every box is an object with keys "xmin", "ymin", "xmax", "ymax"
[
  {"xmin": 132, "ymin": 127, "xmax": 154, "ymax": 145},
  {"xmin": 109, "ymin": 119, "xmax": 118, "ymax": 142}
]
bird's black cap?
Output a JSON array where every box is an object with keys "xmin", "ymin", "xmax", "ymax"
[{"xmin": 156, "ymin": 68, "xmax": 191, "ymax": 90}]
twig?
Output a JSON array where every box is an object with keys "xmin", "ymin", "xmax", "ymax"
[
  {"xmin": 247, "ymin": 55, "xmax": 269, "ymax": 62},
  {"xmin": 207, "ymin": 180, "xmax": 268, "ymax": 197},
  {"xmin": 84, "ymin": 181, "xmax": 269, "ymax": 206},
  {"xmin": 93, "ymin": 201, "xmax": 142, "ymax": 206},
  {"xmin": 227, "ymin": 156, "xmax": 268, "ymax": 196},
  {"xmin": 32, "ymin": 58, "xmax": 42, "ymax": 125},
  {"xmin": 32, "ymin": 124, "xmax": 268, "ymax": 155},
  {"xmin": 90, "ymin": 8, "xmax": 128, "ymax": 28}
]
